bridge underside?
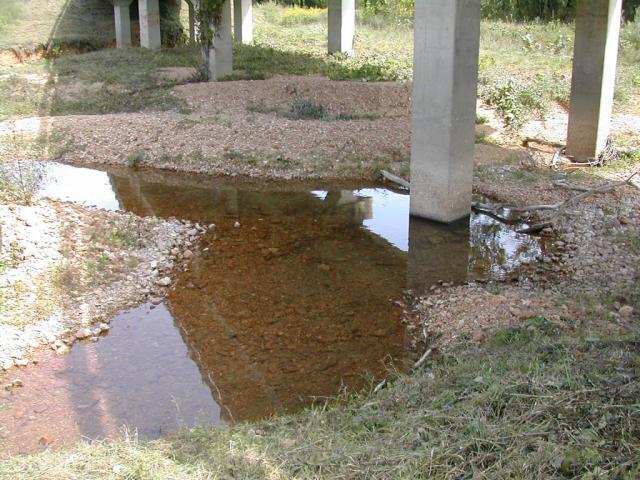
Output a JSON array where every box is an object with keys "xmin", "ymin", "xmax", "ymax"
[{"xmin": 111, "ymin": 0, "xmax": 622, "ymax": 223}]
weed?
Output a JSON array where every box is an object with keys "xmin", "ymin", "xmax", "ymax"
[
  {"xmin": 476, "ymin": 114, "xmax": 490, "ymax": 125},
  {"xmin": 284, "ymin": 98, "xmax": 327, "ymax": 120},
  {"xmin": 0, "ymin": 160, "xmax": 46, "ymax": 205},
  {"xmin": 127, "ymin": 150, "xmax": 146, "ymax": 170}
]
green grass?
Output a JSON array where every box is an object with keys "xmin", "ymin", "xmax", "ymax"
[
  {"xmin": 1, "ymin": 3, "xmax": 639, "ymax": 127},
  {"xmin": 0, "ymin": 0, "xmax": 113, "ymax": 50},
  {"xmin": 1, "ymin": 318, "xmax": 638, "ymax": 479},
  {"xmin": 0, "ymin": 47, "xmax": 199, "ymax": 119}
]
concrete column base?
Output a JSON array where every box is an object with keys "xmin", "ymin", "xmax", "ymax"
[
  {"xmin": 234, "ymin": 0, "xmax": 253, "ymax": 44},
  {"xmin": 138, "ymin": 0, "xmax": 161, "ymax": 49},
  {"xmin": 409, "ymin": 0, "xmax": 481, "ymax": 223},
  {"xmin": 328, "ymin": 0, "xmax": 355, "ymax": 55},
  {"xmin": 566, "ymin": 0, "xmax": 622, "ymax": 160},
  {"xmin": 114, "ymin": 0, "xmax": 133, "ymax": 48},
  {"xmin": 208, "ymin": 0, "xmax": 233, "ymax": 81}
]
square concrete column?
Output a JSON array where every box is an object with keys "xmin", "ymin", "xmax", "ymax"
[
  {"xmin": 138, "ymin": 0, "xmax": 161, "ymax": 49},
  {"xmin": 566, "ymin": 0, "xmax": 622, "ymax": 160},
  {"xmin": 234, "ymin": 0, "xmax": 253, "ymax": 44},
  {"xmin": 113, "ymin": 0, "xmax": 133, "ymax": 48},
  {"xmin": 328, "ymin": 0, "xmax": 355, "ymax": 55},
  {"xmin": 208, "ymin": 0, "xmax": 233, "ymax": 81},
  {"xmin": 410, "ymin": 0, "xmax": 481, "ymax": 223}
]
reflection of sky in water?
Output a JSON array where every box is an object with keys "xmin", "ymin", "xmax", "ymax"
[
  {"xmin": 356, "ymin": 189, "xmax": 410, "ymax": 252},
  {"xmin": 39, "ymin": 162, "xmax": 121, "ymax": 211},
  {"xmin": 38, "ymin": 162, "xmax": 541, "ymax": 279}
]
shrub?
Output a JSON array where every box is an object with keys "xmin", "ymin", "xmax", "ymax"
[{"xmin": 0, "ymin": 161, "xmax": 46, "ymax": 205}]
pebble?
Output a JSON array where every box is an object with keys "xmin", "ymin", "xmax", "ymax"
[
  {"xmin": 619, "ymin": 305, "xmax": 634, "ymax": 318},
  {"xmin": 183, "ymin": 249, "xmax": 194, "ymax": 259},
  {"xmin": 1, "ymin": 360, "xmax": 14, "ymax": 371},
  {"xmin": 157, "ymin": 276, "xmax": 172, "ymax": 286},
  {"xmin": 234, "ymin": 221, "xmax": 241, "ymax": 228},
  {"xmin": 14, "ymin": 358, "xmax": 29, "ymax": 367},
  {"xmin": 75, "ymin": 328, "xmax": 92, "ymax": 339}
]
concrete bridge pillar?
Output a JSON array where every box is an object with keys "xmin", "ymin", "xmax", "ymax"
[
  {"xmin": 409, "ymin": 0, "xmax": 481, "ymax": 223},
  {"xmin": 234, "ymin": 0, "xmax": 253, "ymax": 44},
  {"xmin": 207, "ymin": 0, "xmax": 233, "ymax": 80},
  {"xmin": 138, "ymin": 0, "xmax": 162, "ymax": 49},
  {"xmin": 566, "ymin": 0, "xmax": 622, "ymax": 161},
  {"xmin": 328, "ymin": 0, "xmax": 355, "ymax": 55},
  {"xmin": 113, "ymin": 0, "xmax": 133, "ymax": 48}
]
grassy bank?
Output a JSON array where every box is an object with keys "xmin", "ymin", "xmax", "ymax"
[
  {"xmin": 1, "ymin": 315, "xmax": 638, "ymax": 479},
  {"xmin": 0, "ymin": 0, "xmax": 113, "ymax": 50},
  {"xmin": 0, "ymin": 3, "xmax": 639, "ymax": 126}
]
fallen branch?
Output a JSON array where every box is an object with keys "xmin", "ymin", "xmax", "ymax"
[
  {"xmin": 473, "ymin": 172, "xmax": 639, "ymax": 214},
  {"xmin": 516, "ymin": 222, "xmax": 553, "ymax": 235},
  {"xmin": 374, "ymin": 348, "xmax": 433, "ymax": 394},
  {"xmin": 522, "ymin": 137, "xmax": 565, "ymax": 149},
  {"xmin": 380, "ymin": 170, "xmax": 410, "ymax": 190},
  {"xmin": 413, "ymin": 348, "xmax": 433, "ymax": 371},
  {"xmin": 553, "ymin": 180, "xmax": 591, "ymax": 192}
]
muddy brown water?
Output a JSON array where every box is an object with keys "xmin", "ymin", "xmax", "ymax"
[{"xmin": 0, "ymin": 162, "xmax": 546, "ymax": 454}]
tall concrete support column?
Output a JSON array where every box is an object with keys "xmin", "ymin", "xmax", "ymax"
[
  {"xmin": 208, "ymin": 0, "xmax": 233, "ymax": 80},
  {"xmin": 113, "ymin": 0, "xmax": 133, "ymax": 48},
  {"xmin": 138, "ymin": 0, "xmax": 161, "ymax": 49},
  {"xmin": 566, "ymin": 0, "xmax": 622, "ymax": 160},
  {"xmin": 234, "ymin": 0, "xmax": 253, "ymax": 44},
  {"xmin": 410, "ymin": 0, "xmax": 481, "ymax": 223},
  {"xmin": 328, "ymin": 0, "xmax": 355, "ymax": 55}
]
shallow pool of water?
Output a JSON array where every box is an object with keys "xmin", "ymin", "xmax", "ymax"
[{"xmin": 0, "ymin": 162, "xmax": 546, "ymax": 453}]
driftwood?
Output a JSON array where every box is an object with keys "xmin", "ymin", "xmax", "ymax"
[
  {"xmin": 522, "ymin": 137, "xmax": 565, "ymax": 149},
  {"xmin": 472, "ymin": 172, "xmax": 639, "ymax": 215},
  {"xmin": 380, "ymin": 170, "xmax": 410, "ymax": 190},
  {"xmin": 516, "ymin": 222, "xmax": 553, "ymax": 235},
  {"xmin": 374, "ymin": 348, "xmax": 433, "ymax": 394}
]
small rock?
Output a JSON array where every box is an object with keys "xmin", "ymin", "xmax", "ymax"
[
  {"xmin": 183, "ymin": 249, "xmax": 194, "ymax": 259},
  {"xmin": 234, "ymin": 221, "xmax": 241, "ymax": 228},
  {"xmin": 208, "ymin": 223, "xmax": 216, "ymax": 230},
  {"xmin": 157, "ymin": 277, "xmax": 172, "ymax": 287},
  {"xmin": 75, "ymin": 328, "xmax": 92, "ymax": 340},
  {"xmin": 150, "ymin": 297, "xmax": 163, "ymax": 305},
  {"xmin": 55, "ymin": 345, "xmax": 70, "ymax": 355},
  {"xmin": 473, "ymin": 376, "xmax": 485, "ymax": 384},
  {"xmin": 619, "ymin": 305, "xmax": 634, "ymax": 318},
  {"xmin": 1, "ymin": 360, "xmax": 14, "ymax": 371},
  {"xmin": 14, "ymin": 358, "xmax": 29, "ymax": 367},
  {"xmin": 11, "ymin": 379, "xmax": 23, "ymax": 388},
  {"xmin": 98, "ymin": 323, "xmax": 110, "ymax": 332}
]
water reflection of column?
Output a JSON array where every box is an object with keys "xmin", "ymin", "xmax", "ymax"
[
  {"xmin": 407, "ymin": 216, "xmax": 470, "ymax": 292},
  {"xmin": 324, "ymin": 191, "xmax": 373, "ymax": 224}
]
